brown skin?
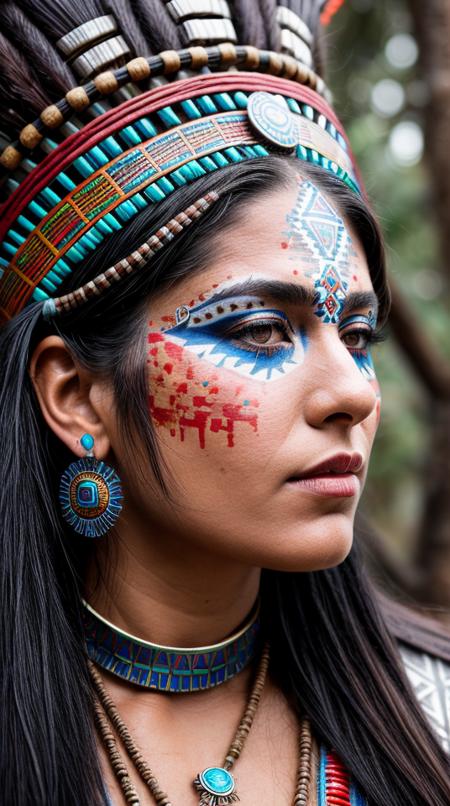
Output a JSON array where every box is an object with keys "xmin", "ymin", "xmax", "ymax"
[{"xmin": 30, "ymin": 181, "xmax": 379, "ymax": 804}]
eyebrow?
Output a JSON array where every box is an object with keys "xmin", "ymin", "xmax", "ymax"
[
  {"xmin": 342, "ymin": 291, "xmax": 379, "ymax": 319},
  {"xmin": 200, "ymin": 280, "xmax": 379, "ymax": 320}
]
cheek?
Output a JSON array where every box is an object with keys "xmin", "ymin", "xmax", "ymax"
[
  {"xmin": 375, "ymin": 397, "xmax": 381, "ymax": 426},
  {"xmin": 148, "ymin": 332, "xmax": 261, "ymax": 450}
]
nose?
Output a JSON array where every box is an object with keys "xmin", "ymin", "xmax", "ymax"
[{"xmin": 302, "ymin": 332, "xmax": 378, "ymax": 429}]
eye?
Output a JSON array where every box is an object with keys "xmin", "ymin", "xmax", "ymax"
[
  {"xmin": 341, "ymin": 328, "xmax": 373, "ymax": 350},
  {"xmin": 226, "ymin": 317, "xmax": 294, "ymax": 354}
]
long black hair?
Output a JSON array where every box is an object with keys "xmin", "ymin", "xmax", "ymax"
[{"xmin": 0, "ymin": 2, "xmax": 449, "ymax": 805}]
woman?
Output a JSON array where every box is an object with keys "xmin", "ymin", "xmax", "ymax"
[{"xmin": 0, "ymin": 1, "xmax": 449, "ymax": 804}]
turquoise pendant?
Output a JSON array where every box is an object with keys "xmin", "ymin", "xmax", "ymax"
[{"xmin": 193, "ymin": 767, "xmax": 239, "ymax": 805}]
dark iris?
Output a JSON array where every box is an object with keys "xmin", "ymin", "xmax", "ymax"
[
  {"xmin": 248, "ymin": 323, "xmax": 279, "ymax": 344},
  {"xmin": 229, "ymin": 319, "xmax": 292, "ymax": 353},
  {"xmin": 341, "ymin": 329, "xmax": 372, "ymax": 350}
]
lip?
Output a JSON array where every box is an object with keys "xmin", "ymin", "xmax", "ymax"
[{"xmin": 285, "ymin": 452, "xmax": 364, "ymax": 498}]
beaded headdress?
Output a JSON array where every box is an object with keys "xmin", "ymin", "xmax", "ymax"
[{"xmin": 0, "ymin": 0, "xmax": 352, "ymax": 325}]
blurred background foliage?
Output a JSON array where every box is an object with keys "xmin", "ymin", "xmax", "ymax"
[{"xmin": 326, "ymin": 0, "xmax": 450, "ymax": 603}]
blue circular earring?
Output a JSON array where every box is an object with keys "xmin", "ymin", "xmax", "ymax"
[{"xmin": 59, "ymin": 434, "xmax": 123, "ymax": 538}]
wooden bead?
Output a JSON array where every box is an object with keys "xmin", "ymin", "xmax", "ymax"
[
  {"xmin": 187, "ymin": 46, "xmax": 209, "ymax": 68},
  {"xmin": 159, "ymin": 50, "xmax": 181, "ymax": 73},
  {"xmin": 40, "ymin": 104, "xmax": 65, "ymax": 128},
  {"xmin": 242, "ymin": 45, "xmax": 260, "ymax": 68},
  {"xmin": 218, "ymin": 42, "xmax": 237, "ymax": 64},
  {"xmin": 127, "ymin": 57, "xmax": 151, "ymax": 81},
  {"xmin": 19, "ymin": 124, "xmax": 43, "ymax": 149},
  {"xmin": 281, "ymin": 55, "xmax": 299, "ymax": 79},
  {"xmin": 65, "ymin": 86, "xmax": 90, "ymax": 110},
  {"xmin": 0, "ymin": 145, "xmax": 22, "ymax": 170},
  {"xmin": 295, "ymin": 63, "xmax": 309, "ymax": 84},
  {"xmin": 268, "ymin": 52, "xmax": 284, "ymax": 76},
  {"xmin": 94, "ymin": 71, "xmax": 119, "ymax": 94}
]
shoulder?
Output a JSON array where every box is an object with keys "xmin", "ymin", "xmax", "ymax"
[
  {"xmin": 379, "ymin": 593, "xmax": 450, "ymax": 752},
  {"xmin": 398, "ymin": 642, "xmax": 450, "ymax": 753},
  {"xmin": 379, "ymin": 593, "xmax": 450, "ymax": 662}
]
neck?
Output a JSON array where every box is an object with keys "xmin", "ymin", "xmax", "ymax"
[{"xmin": 84, "ymin": 512, "xmax": 261, "ymax": 648}]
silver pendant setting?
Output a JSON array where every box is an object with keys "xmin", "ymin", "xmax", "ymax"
[{"xmin": 193, "ymin": 767, "xmax": 239, "ymax": 805}]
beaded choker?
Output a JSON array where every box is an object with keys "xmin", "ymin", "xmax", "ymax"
[{"xmin": 83, "ymin": 599, "xmax": 260, "ymax": 693}]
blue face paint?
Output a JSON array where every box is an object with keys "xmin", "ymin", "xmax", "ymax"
[
  {"xmin": 350, "ymin": 348, "xmax": 376, "ymax": 381},
  {"xmin": 340, "ymin": 312, "xmax": 377, "ymax": 331},
  {"xmin": 163, "ymin": 295, "xmax": 307, "ymax": 382},
  {"xmin": 284, "ymin": 179, "xmax": 353, "ymax": 324},
  {"xmin": 338, "ymin": 313, "xmax": 377, "ymax": 381}
]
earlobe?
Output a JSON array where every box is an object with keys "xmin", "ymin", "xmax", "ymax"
[{"xmin": 29, "ymin": 335, "xmax": 111, "ymax": 458}]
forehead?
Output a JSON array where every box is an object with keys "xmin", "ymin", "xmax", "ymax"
[
  {"xmin": 156, "ymin": 178, "xmax": 374, "ymax": 310},
  {"xmin": 215, "ymin": 181, "xmax": 370, "ymax": 282}
]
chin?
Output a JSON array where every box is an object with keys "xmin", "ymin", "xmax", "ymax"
[{"xmin": 262, "ymin": 512, "xmax": 355, "ymax": 573}]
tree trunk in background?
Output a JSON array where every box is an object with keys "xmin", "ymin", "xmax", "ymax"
[
  {"xmin": 416, "ymin": 401, "xmax": 450, "ymax": 609},
  {"xmin": 409, "ymin": 0, "xmax": 450, "ymax": 268},
  {"xmin": 401, "ymin": 0, "xmax": 450, "ymax": 609}
]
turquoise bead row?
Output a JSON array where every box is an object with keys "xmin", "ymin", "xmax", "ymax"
[{"xmin": 0, "ymin": 89, "xmax": 358, "ymax": 315}]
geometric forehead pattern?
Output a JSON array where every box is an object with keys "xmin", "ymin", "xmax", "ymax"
[
  {"xmin": 284, "ymin": 179, "xmax": 352, "ymax": 324},
  {"xmin": 286, "ymin": 179, "xmax": 348, "ymax": 263}
]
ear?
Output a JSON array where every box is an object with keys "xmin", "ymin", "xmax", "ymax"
[{"xmin": 29, "ymin": 335, "xmax": 113, "ymax": 459}]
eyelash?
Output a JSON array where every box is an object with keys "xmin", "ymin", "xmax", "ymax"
[
  {"xmin": 340, "ymin": 327, "xmax": 386, "ymax": 351},
  {"xmin": 224, "ymin": 317, "xmax": 386, "ymax": 355},
  {"xmin": 226, "ymin": 318, "xmax": 293, "ymax": 355}
]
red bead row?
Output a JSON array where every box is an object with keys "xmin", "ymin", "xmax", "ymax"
[{"xmin": 325, "ymin": 750, "xmax": 352, "ymax": 805}]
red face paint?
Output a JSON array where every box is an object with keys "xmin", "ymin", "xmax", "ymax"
[
  {"xmin": 210, "ymin": 403, "xmax": 259, "ymax": 448},
  {"xmin": 148, "ymin": 331, "xmax": 259, "ymax": 450}
]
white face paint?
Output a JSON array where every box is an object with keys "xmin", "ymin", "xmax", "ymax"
[
  {"xmin": 283, "ymin": 178, "xmax": 354, "ymax": 324},
  {"xmin": 161, "ymin": 287, "xmax": 307, "ymax": 382}
]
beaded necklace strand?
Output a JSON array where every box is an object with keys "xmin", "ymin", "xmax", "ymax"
[{"xmin": 89, "ymin": 646, "xmax": 313, "ymax": 806}]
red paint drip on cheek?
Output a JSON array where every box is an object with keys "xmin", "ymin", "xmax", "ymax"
[
  {"xmin": 281, "ymin": 241, "xmax": 289, "ymax": 250},
  {"xmin": 149, "ymin": 384, "xmax": 260, "ymax": 449},
  {"xmin": 149, "ymin": 395, "xmax": 176, "ymax": 427},
  {"xmin": 179, "ymin": 409, "xmax": 210, "ymax": 449},
  {"xmin": 210, "ymin": 403, "xmax": 259, "ymax": 448},
  {"xmin": 148, "ymin": 334, "xmax": 260, "ymax": 448}
]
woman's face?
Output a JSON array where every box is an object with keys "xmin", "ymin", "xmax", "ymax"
[{"xmin": 127, "ymin": 176, "xmax": 381, "ymax": 571}]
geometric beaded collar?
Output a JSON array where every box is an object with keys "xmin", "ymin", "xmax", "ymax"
[{"xmin": 83, "ymin": 599, "xmax": 260, "ymax": 694}]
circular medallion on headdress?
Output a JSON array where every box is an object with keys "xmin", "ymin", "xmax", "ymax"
[{"xmin": 247, "ymin": 92, "xmax": 299, "ymax": 151}]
